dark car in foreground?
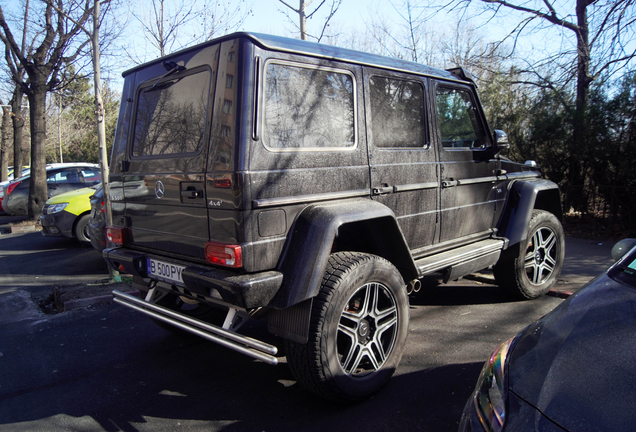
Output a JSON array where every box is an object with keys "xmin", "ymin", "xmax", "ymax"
[
  {"xmin": 3, "ymin": 163, "xmax": 100, "ymax": 216},
  {"xmin": 459, "ymin": 239, "xmax": 636, "ymax": 431}
]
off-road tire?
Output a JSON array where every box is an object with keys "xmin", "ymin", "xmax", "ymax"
[
  {"xmin": 74, "ymin": 214, "xmax": 91, "ymax": 245},
  {"xmin": 494, "ymin": 210, "xmax": 565, "ymax": 299},
  {"xmin": 285, "ymin": 252, "xmax": 409, "ymax": 403}
]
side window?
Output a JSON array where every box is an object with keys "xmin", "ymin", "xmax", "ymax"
[
  {"xmin": 262, "ymin": 60, "xmax": 356, "ymax": 151},
  {"xmin": 46, "ymin": 172, "xmax": 58, "ymax": 184},
  {"xmin": 47, "ymin": 169, "xmax": 80, "ymax": 184},
  {"xmin": 369, "ymin": 75, "xmax": 426, "ymax": 148},
  {"xmin": 132, "ymin": 69, "xmax": 211, "ymax": 157},
  {"xmin": 436, "ymin": 86, "xmax": 484, "ymax": 149},
  {"xmin": 81, "ymin": 169, "xmax": 102, "ymax": 184}
]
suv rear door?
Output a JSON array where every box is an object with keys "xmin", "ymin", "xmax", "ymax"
[{"xmin": 122, "ymin": 44, "xmax": 220, "ymax": 260}]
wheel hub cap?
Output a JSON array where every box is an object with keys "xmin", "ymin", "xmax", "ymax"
[{"xmin": 358, "ymin": 320, "xmax": 370, "ymax": 338}]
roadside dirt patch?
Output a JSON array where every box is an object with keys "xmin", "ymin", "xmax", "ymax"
[{"xmin": 34, "ymin": 277, "xmax": 133, "ymax": 313}]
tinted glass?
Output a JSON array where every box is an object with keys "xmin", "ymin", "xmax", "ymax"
[
  {"xmin": 47, "ymin": 169, "xmax": 80, "ymax": 183},
  {"xmin": 609, "ymin": 248, "xmax": 636, "ymax": 288},
  {"xmin": 81, "ymin": 168, "xmax": 102, "ymax": 183},
  {"xmin": 263, "ymin": 62, "xmax": 355, "ymax": 150},
  {"xmin": 132, "ymin": 70, "xmax": 211, "ymax": 157},
  {"xmin": 436, "ymin": 86, "xmax": 484, "ymax": 149},
  {"xmin": 370, "ymin": 76, "xmax": 426, "ymax": 148}
]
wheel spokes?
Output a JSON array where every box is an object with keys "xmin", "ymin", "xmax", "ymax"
[
  {"xmin": 525, "ymin": 227, "xmax": 558, "ymax": 285},
  {"xmin": 337, "ymin": 283, "xmax": 399, "ymax": 376}
]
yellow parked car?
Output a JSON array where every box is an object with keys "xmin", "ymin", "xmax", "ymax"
[{"xmin": 39, "ymin": 185, "xmax": 100, "ymax": 245}]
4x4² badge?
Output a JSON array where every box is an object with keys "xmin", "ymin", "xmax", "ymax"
[{"xmin": 155, "ymin": 181, "xmax": 165, "ymax": 199}]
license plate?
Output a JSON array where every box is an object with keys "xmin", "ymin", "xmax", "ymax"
[{"xmin": 147, "ymin": 258, "xmax": 185, "ymax": 285}]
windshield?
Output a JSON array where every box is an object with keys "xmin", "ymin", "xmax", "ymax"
[{"xmin": 609, "ymin": 247, "xmax": 636, "ymax": 289}]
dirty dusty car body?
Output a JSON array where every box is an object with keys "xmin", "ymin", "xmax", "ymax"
[
  {"xmin": 459, "ymin": 240, "xmax": 636, "ymax": 431},
  {"xmin": 104, "ymin": 32, "xmax": 564, "ymax": 402}
]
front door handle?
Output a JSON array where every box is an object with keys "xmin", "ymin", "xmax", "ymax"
[{"xmin": 442, "ymin": 179, "xmax": 458, "ymax": 188}]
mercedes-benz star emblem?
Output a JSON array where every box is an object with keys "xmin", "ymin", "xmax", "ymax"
[{"xmin": 155, "ymin": 180, "xmax": 165, "ymax": 199}]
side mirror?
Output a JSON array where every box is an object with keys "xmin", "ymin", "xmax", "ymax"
[{"xmin": 494, "ymin": 130, "xmax": 510, "ymax": 150}]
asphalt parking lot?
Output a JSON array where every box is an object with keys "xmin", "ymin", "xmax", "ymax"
[{"xmin": 0, "ymin": 219, "xmax": 618, "ymax": 431}]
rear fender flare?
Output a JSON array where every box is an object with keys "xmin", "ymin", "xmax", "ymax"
[
  {"xmin": 497, "ymin": 179, "xmax": 562, "ymax": 248},
  {"xmin": 270, "ymin": 199, "xmax": 417, "ymax": 310}
]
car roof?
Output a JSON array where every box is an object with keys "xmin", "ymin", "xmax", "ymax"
[
  {"xmin": 122, "ymin": 32, "xmax": 465, "ymax": 85},
  {"xmin": 9, "ymin": 163, "xmax": 99, "ymax": 182},
  {"xmin": 45, "ymin": 163, "xmax": 99, "ymax": 170}
]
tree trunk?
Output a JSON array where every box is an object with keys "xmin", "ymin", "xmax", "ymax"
[
  {"xmin": 568, "ymin": 0, "xmax": 592, "ymax": 209},
  {"xmin": 92, "ymin": 0, "xmax": 112, "ymax": 228},
  {"xmin": 11, "ymin": 87, "xmax": 26, "ymax": 173},
  {"xmin": 299, "ymin": 0, "xmax": 307, "ymax": 40},
  {"xmin": 27, "ymin": 81, "xmax": 49, "ymax": 219},
  {"xmin": 1, "ymin": 104, "xmax": 9, "ymax": 181}
]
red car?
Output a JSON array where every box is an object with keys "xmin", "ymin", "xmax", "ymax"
[{"xmin": 0, "ymin": 180, "xmax": 19, "ymax": 213}]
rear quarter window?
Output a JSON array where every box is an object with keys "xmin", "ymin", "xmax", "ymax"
[
  {"xmin": 132, "ymin": 68, "xmax": 211, "ymax": 157},
  {"xmin": 262, "ymin": 60, "xmax": 356, "ymax": 152}
]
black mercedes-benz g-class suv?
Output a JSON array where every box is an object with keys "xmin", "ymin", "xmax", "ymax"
[{"xmin": 104, "ymin": 32, "xmax": 563, "ymax": 402}]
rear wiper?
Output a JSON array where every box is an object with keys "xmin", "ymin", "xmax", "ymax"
[{"xmin": 152, "ymin": 61, "xmax": 186, "ymax": 89}]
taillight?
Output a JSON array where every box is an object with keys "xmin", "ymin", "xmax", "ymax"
[
  {"xmin": 205, "ymin": 241, "xmax": 243, "ymax": 268},
  {"xmin": 6, "ymin": 182, "xmax": 18, "ymax": 195},
  {"xmin": 106, "ymin": 226, "xmax": 131, "ymax": 246},
  {"xmin": 100, "ymin": 200, "xmax": 105, "ymax": 213}
]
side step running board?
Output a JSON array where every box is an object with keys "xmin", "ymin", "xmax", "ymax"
[
  {"xmin": 415, "ymin": 238, "xmax": 506, "ymax": 276},
  {"xmin": 112, "ymin": 290, "xmax": 279, "ymax": 365}
]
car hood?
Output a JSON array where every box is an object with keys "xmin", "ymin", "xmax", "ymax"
[
  {"xmin": 508, "ymin": 273, "xmax": 636, "ymax": 431},
  {"xmin": 45, "ymin": 187, "xmax": 96, "ymax": 205}
]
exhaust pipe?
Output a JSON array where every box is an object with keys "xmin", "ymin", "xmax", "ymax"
[
  {"xmin": 406, "ymin": 279, "xmax": 421, "ymax": 294},
  {"xmin": 112, "ymin": 290, "xmax": 279, "ymax": 365}
]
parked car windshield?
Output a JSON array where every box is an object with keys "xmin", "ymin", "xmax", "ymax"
[{"xmin": 609, "ymin": 249, "xmax": 636, "ymax": 288}]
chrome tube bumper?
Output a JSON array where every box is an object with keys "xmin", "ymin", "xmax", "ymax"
[{"xmin": 112, "ymin": 290, "xmax": 279, "ymax": 365}]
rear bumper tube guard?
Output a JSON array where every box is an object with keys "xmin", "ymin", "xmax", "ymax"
[{"xmin": 112, "ymin": 290, "xmax": 279, "ymax": 365}]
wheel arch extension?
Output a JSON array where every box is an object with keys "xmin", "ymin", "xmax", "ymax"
[
  {"xmin": 497, "ymin": 179, "xmax": 563, "ymax": 248},
  {"xmin": 269, "ymin": 199, "xmax": 418, "ymax": 310}
]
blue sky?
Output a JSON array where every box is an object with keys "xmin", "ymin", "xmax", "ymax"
[{"xmin": 240, "ymin": 0, "xmax": 376, "ymax": 36}]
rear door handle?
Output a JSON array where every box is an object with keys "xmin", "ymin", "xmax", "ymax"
[
  {"xmin": 442, "ymin": 180, "xmax": 458, "ymax": 188},
  {"xmin": 181, "ymin": 189, "xmax": 203, "ymax": 199},
  {"xmin": 372, "ymin": 186, "xmax": 394, "ymax": 195}
]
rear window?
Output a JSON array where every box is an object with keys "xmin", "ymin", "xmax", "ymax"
[
  {"xmin": 262, "ymin": 60, "xmax": 356, "ymax": 151},
  {"xmin": 132, "ymin": 69, "xmax": 211, "ymax": 157}
]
